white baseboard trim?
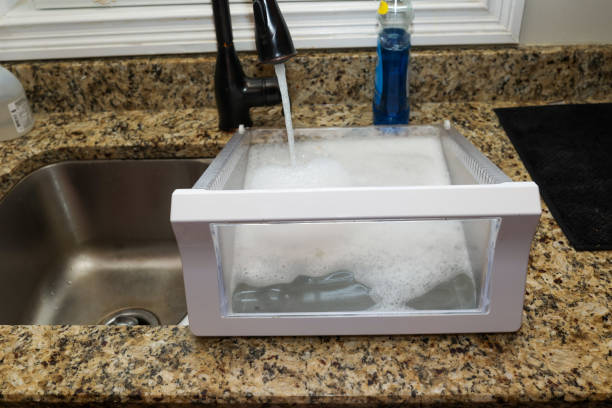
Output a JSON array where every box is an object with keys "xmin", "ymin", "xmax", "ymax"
[{"xmin": 0, "ymin": 0, "xmax": 525, "ymax": 61}]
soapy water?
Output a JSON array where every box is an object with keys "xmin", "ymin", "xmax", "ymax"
[
  {"xmin": 247, "ymin": 157, "xmax": 352, "ymax": 189},
  {"xmin": 274, "ymin": 63, "xmax": 296, "ymax": 165},
  {"xmin": 229, "ymin": 220, "xmax": 475, "ymax": 312},
  {"xmin": 232, "ymin": 270, "xmax": 377, "ymax": 313},
  {"xmin": 244, "ymin": 134, "xmax": 452, "ymax": 188},
  {"xmin": 226, "ymin": 134, "xmax": 477, "ymax": 313}
]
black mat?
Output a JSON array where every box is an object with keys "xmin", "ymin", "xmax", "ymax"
[{"xmin": 494, "ymin": 103, "xmax": 612, "ymax": 251}]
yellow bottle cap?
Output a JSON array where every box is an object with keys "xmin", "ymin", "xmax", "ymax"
[{"xmin": 378, "ymin": 0, "xmax": 389, "ymax": 15}]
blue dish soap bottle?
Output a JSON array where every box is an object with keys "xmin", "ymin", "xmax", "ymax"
[{"xmin": 373, "ymin": 0, "xmax": 414, "ymax": 125}]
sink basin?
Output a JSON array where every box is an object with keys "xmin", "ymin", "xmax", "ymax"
[{"xmin": 0, "ymin": 159, "xmax": 209, "ymax": 325}]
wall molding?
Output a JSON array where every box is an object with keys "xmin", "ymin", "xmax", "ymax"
[{"xmin": 0, "ymin": 0, "xmax": 525, "ymax": 61}]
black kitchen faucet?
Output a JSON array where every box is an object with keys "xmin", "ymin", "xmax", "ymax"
[{"xmin": 212, "ymin": 0, "xmax": 296, "ymax": 131}]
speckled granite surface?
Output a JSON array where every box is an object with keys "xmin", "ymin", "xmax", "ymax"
[
  {"xmin": 0, "ymin": 101, "xmax": 610, "ymax": 407},
  {"xmin": 0, "ymin": 45, "xmax": 611, "ymax": 406},
  {"xmin": 5, "ymin": 45, "xmax": 612, "ymax": 114}
]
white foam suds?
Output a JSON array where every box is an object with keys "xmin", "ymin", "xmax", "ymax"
[
  {"xmin": 244, "ymin": 134, "xmax": 451, "ymax": 188},
  {"xmin": 227, "ymin": 134, "xmax": 475, "ymax": 312}
]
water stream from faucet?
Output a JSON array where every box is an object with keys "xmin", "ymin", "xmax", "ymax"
[{"xmin": 274, "ymin": 63, "xmax": 296, "ymax": 165}]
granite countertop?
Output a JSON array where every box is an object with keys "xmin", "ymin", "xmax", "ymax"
[
  {"xmin": 1, "ymin": 44, "xmax": 611, "ymax": 406},
  {"xmin": 0, "ymin": 100, "xmax": 610, "ymax": 407}
]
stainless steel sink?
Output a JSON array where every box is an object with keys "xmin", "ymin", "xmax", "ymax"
[{"xmin": 0, "ymin": 159, "xmax": 209, "ymax": 325}]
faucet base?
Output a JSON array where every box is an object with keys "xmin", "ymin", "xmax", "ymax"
[{"xmin": 215, "ymin": 63, "xmax": 282, "ymax": 131}]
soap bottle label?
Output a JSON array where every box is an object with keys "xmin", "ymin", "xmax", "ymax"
[{"xmin": 8, "ymin": 95, "xmax": 33, "ymax": 134}]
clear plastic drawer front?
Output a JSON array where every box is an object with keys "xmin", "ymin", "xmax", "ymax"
[
  {"xmin": 213, "ymin": 218, "xmax": 499, "ymax": 316},
  {"xmin": 171, "ymin": 125, "xmax": 541, "ymax": 336}
]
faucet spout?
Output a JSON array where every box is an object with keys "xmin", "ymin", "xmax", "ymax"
[
  {"xmin": 211, "ymin": 0, "xmax": 296, "ymax": 131},
  {"xmin": 253, "ymin": 0, "xmax": 297, "ymax": 64}
]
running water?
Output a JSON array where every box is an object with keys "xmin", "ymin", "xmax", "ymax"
[{"xmin": 274, "ymin": 63, "xmax": 296, "ymax": 165}]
